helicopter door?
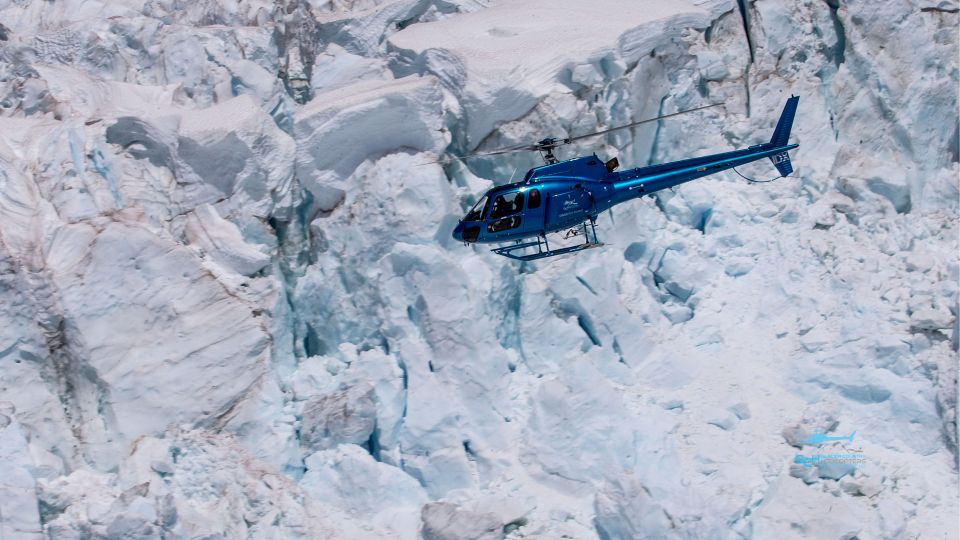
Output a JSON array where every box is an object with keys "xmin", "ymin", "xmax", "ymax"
[
  {"xmin": 547, "ymin": 186, "xmax": 592, "ymax": 229},
  {"xmin": 522, "ymin": 188, "xmax": 545, "ymax": 232}
]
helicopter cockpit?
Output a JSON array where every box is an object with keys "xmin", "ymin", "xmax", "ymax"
[{"xmin": 454, "ymin": 182, "xmax": 531, "ymax": 243}]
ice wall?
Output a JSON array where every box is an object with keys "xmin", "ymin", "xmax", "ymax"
[{"xmin": 0, "ymin": 0, "xmax": 957, "ymax": 538}]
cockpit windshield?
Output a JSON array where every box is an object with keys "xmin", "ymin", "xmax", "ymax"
[{"xmin": 464, "ymin": 195, "xmax": 488, "ymax": 222}]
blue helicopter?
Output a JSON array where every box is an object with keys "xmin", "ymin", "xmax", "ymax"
[{"xmin": 450, "ymin": 96, "xmax": 799, "ymax": 261}]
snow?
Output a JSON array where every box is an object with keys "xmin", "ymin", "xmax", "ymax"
[
  {"xmin": 420, "ymin": 501, "xmax": 504, "ymax": 540},
  {"xmin": 0, "ymin": 0, "xmax": 957, "ymax": 538},
  {"xmin": 389, "ymin": 0, "xmax": 712, "ymax": 146},
  {"xmin": 0, "ymin": 411, "xmax": 43, "ymax": 538},
  {"xmin": 184, "ymin": 203, "xmax": 272, "ymax": 275},
  {"xmin": 294, "ymin": 76, "xmax": 447, "ymax": 211}
]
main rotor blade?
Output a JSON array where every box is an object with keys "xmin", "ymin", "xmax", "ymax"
[
  {"xmin": 420, "ymin": 102, "xmax": 723, "ymax": 165},
  {"xmin": 419, "ymin": 143, "xmax": 538, "ymax": 165},
  {"xmin": 564, "ymin": 102, "xmax": 723, "ymax": 143}
]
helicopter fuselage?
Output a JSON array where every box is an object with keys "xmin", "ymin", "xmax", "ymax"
[{"xmin": 451, "ymin": 142, "xmax": 798, "ymax": 245}]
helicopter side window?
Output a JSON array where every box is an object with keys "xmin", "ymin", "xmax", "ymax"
[
  {"xmin": 464, "ymin": 195, "xmax": 488, "ymax": 222},
  {"xmin": 528, "ymin": 189, "xmax": 541, "ymax": 209},
  {"xmin": 490, "ymin": 191, "xmax": 524, "ymax": 219},
  {"xmin": 487, "ymin": 216, "xmax": 521, "ymax": 233}
]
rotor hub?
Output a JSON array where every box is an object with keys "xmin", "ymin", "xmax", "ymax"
[{"xmin": 535, "ymin": 137, "xmax": 567, "ymax": 150}]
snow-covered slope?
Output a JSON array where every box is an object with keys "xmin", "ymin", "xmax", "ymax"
[{"xmin": 0, "ymin": 0, "xmax": 957, "ymax": 538}]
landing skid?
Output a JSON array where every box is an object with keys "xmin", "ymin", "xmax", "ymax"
[{"xmin": 492, "ymin": 219, "xmax": 603, "ymax": 261}]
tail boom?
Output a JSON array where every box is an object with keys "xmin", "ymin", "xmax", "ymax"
[{"xmin": 604, "ymin": 143, "xmax": 797, "ymax": 208}]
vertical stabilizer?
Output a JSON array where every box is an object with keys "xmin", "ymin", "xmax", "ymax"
[
  {"xmin": 770, "ymin": 95, "xmax": 799, "ymax": 148},
  {"xmin": 769, "ymin": 95, "xmax": 799, "ymax": 176}
]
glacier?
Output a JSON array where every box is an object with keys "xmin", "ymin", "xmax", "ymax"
[{"xmin": 0, "ymin": 0, "xmax": 957, "ymax": 538}]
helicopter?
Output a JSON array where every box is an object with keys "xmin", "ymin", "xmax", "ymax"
[{"xmin": 448, "ymin": 95, "xmax": 799, "ymax": 261}]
